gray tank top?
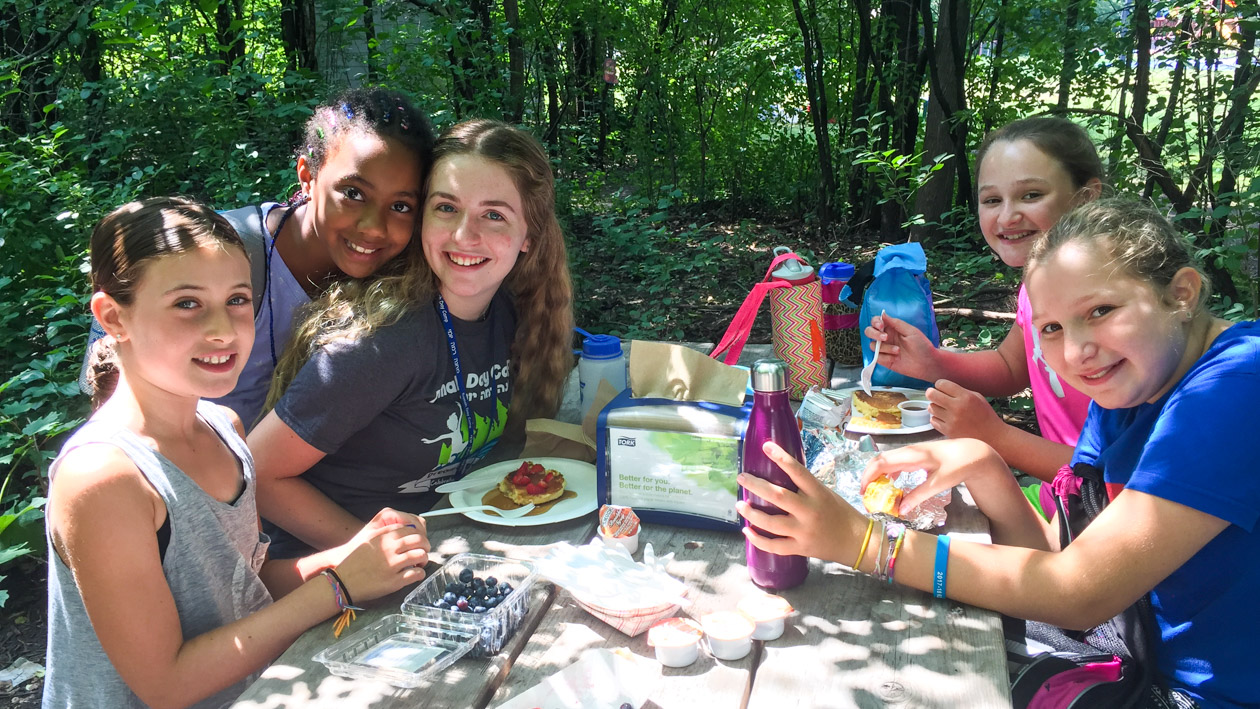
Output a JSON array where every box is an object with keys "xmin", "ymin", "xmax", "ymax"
[{"xmin": 43, "ymin": 401, "xmax": 273, "ymax": 709}]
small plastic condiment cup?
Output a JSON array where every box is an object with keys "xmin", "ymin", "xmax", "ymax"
[
  {"xmin": 898, "ymin": 400, "xmax": 931, "ymax": 427},
  {"xmin": 700, "ymin": 611, "xmax": 755, "ymax": 661},
  {"xmin": 647, "ymin": 617, "xmax": 704, "ymax": 667},
  {"xmin": 600, "ymin": 528, "xmax": 639, "ymax": 555},
  {"xmin": 736, "ymin": 594, "xmax": 794, "ymax": 641}
]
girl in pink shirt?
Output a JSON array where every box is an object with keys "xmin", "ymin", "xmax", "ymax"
[{"xmin": 867, "ymin": 118, "xmax": 1101, "ymax": 513}]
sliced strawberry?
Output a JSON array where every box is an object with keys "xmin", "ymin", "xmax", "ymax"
[
  {"xmin": 529, "ymin": 463, "xmax": 544, "ymax": 475},
  {"xmin": 544, "ymin": 472, "xmax": 554, "ymax": 482},
  {"xmin": 525, "ymin": 483, "xmax": 544, "ymax": 495},
  {"xmin": 512, "ymin": 474, "xmax": 531, "ymax": 487}
]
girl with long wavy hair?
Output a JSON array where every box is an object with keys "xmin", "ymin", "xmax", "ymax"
[{"xmin": 248, "ymin": 120, "xmax": 574, "ymax": 557}]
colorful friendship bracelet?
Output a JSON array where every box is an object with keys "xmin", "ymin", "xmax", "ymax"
[
  {"xmin": 321, "ymin": 568, "xmax": 364, "ymax": 639},
  {"xmin": 885, "ymin": 527, "xmax": 907, "ymax": 585},
  {"xmin": 933, "ymin": 534, "xmax": 951, "ymax": 599}
]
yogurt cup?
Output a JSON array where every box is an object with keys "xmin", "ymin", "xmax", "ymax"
[
  {"xmin": 736, "ymin": 594, "xmax": 794, "ymax": 641},
  {"xmin": 897, "ymin": 400, "xmax": 931, "ymax": 427},
  {"xmin": 647, "ymin": 617, "xmax": 704, "ymax": 667},
  {"xmin": 700, "ymin": 611, "xmax": 755, "ymax": 661}
]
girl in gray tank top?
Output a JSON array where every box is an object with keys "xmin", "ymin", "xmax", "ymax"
[{"xmin": 45, "ymin": 197, "xmax": 430, "ymax": 708}]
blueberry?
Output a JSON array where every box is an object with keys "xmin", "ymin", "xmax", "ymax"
[
  {"xmin": 445, "ymin": 581, "xmax": 461, "ymax": 594},
  {"xmin": 620, "ymin": 704, "xmax": 633, "ymax": 709},
  {"xmin": 472, "ymin": 577, "xmax": 485, "ymax": 589},
  {"xmin": 458, "ymin": 568, "xmax": 474, "ymax": 583},
  {"xmin": 485, "ymin": 596, "xmax": 499, "ymax": 608},
  {"xmin": 434, "ymin": 599, "xmax": 449, "ymax": 609},
  {"xmin": 485, "ymin": 576, "xmax": 498, "ymax": 588},
  {"xmin": 473, "ymin": 605, "xmax": 487, "ymax": 613},
  {"xmin": 498, "ymin": 582, "xmax": 513, "ymax": 594},
  {"xmin": 442, "ymin": 592, "xmax": 457, "ymax": 603}
]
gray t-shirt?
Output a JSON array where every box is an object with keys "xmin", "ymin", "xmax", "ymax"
[
  {"xmin": 44, "ymin": 401, "xmax": 272, "ymax": 709},
  {"xmin": 269, "ymin": 291, "xmax": 515, "ymax": 556}
]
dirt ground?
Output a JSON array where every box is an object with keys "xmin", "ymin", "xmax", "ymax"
[{"xmin": 0, "ymin": 562, "xmax": 45, "ymax": 707}]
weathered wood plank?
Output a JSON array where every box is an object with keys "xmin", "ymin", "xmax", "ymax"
[
  {"xmin": 232, "ymin": 515, "xmax": 596, "ymax": 709},
  {"xmin": 745, "ymin": 488, "xmax": 1009, "ymax": 709},
  {"xmin": 489, "ymin": 525, "xmax": 757, "ymax": 709}
]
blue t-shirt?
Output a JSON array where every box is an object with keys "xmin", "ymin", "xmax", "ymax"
[{"xmin": 1072, "ymin": 321, "xmax": 1260, "ymax": 709}]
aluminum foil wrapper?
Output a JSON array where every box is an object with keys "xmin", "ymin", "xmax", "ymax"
[{"xmin": 799, "ymin": 389, "xmax": 949, "ymax": 530}]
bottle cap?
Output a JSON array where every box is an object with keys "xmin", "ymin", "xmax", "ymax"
[
  {"xmin": 770, "ymin": 246, "xmax": 815, "ymax": 285},
  {"xmin": 819, "ymin": 261, "xmax": 854, "ymax": 283},
  {"xmin": 581, "ymin": 334, "xmax": 623, "ymax": 360},
  {"xmin": 750, "ymin": 359, "xmax": 789, "ymax": 392}
]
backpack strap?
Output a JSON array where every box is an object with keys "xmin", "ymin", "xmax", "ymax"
[{"xmin": 219, "ymin": 205, "xmax": 270, "ymax": 317}]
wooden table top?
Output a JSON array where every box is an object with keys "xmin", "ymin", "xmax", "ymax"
[
  {"xmin": 235, "ymin": 347, "xmax": 1010, "ymax": 708},
  {"xmin": 233, "ymin": 493, "xmax": 1007, "ymax": 709}
]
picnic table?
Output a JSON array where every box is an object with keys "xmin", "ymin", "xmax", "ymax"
[{"xmin": 232, "ymin": 345, "xmax": 1011, "ymax": 709}]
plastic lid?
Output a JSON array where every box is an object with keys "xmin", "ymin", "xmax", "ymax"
[
  {"xmin": 750, "ymin": 359, "xmax": 789, "ymax": 392},
  {"xmin": 819, "ymin": 261, "xmax": 854, "ymax": 281},
  {"xmin": 582, "ymin": 334, "xmax": 623, "ymax": 359},
  {"xmin": 770, "ymin": 246, "xmax": 815, "ymax": 284}
]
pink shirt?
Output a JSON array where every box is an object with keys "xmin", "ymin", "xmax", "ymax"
[{"xmin": 1017, "ymin": 284, "xmax": 1091, "ymax": 446}]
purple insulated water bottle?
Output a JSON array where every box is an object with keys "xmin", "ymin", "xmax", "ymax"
[{"xmin": 742, "ymin": 359, "xmax": 809, "ymax": 590}]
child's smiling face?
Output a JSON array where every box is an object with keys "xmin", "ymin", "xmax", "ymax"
[
  {"xmin": 1026, "ymin": 241, "xmax": 1194, "ymax": 409},
  {"xmin": 301, "ymin": 130, "xmax": 423, "ymax": 280},
  {"xmin": 104, "ymin": 244, "xmax": 255, "ymax": 401},
  {"xmin": 976, "ymin": 139, "xmax": 1087, "ymax": 268}
]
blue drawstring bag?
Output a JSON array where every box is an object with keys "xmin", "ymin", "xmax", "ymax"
[{"xmin": 859, "ymin": 242, "xmax": 940, "ymax": 389}]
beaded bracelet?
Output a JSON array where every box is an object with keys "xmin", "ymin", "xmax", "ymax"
[
  {"xmin": 852, "ymin": 518, "xmax": 875, "ymax": 570},
  {"xmin": 321, "ymin": 568, "xmax": 364, "ymax": 638}
]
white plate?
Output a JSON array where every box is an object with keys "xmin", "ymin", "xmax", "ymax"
[
  {"xmin": 833, "ymin": 386, "xmax": 934, "ymax": 435},
  {"xmin": 447, "ymin": 457, "xmax": 597, "ymax": 527}
]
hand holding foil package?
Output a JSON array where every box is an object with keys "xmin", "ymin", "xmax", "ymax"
[{"xmin": 798, "ymin": 389, "xmax": 949, "ymax": 530}]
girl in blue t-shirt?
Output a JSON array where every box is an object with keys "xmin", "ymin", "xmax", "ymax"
[
  {"xmin": 48, "ymin": 197, "xmax": 431, "ymax": 708},
  {"xmin": 83, "ymin": 88, "xmax": 436, "ymax": 429},
  {"xmin": 737, "ymin": 198, "xmax": 1257, "ymax": 708}
]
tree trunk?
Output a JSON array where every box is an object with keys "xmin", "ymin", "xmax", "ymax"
[
  {"xmin": 215, "ymin": 0, "xmax": 246, "ymax": 73},
  {"xmin": 362, "ymin": 0, "xmax": 377, "ymax": 82},
  {"xmin": 791, "ymin": 0, "xmax": 835, "ymax": 233},
  {"xmin": 503, "ymin": 0, "xmax": 525, "ymax": 122},
  {"xmin": 1056, "ymin": 0, "xmax": 1082, "ymax": 109},
  {"xmin": 982, "ymin": 0, "xmax": 1006, "ymax": 135},
  {"xmin": 280, "ymin": 0, "xmax": 318, "ymax": 71},
  {"xmin": 912, "ymin": 0, "xmax": 971, "ymax": 241}
]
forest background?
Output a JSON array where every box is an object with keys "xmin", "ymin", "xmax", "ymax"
[{"xmin": 0, "ymin": 0, "xmax": 1257, "ymax": 684}]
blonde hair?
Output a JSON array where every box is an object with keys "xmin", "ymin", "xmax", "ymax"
[{"xmin": 267, "ymin": 120, "xmax": 574, "ymax": 435}]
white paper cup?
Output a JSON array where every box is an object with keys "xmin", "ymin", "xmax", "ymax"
[
  {"xmin": 898, "ymin": 400, "xmax": 931, "ymax": 427},
  {"xmin": 648, "ymin": 618, "xmax": 703, "ymax": 667},
  {"xmin": 701, "ymin": 612, "xmax": 755, "ymax": 661},
  {"xmin": 600, "ymin": 529, "xmax": 639, "ymax": 555}
]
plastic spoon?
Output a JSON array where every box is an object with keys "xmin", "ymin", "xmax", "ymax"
[
  {"xmin": 860, "ymin": 309, "xmax": 886, "ymax": 396},
  {"xmin": 420, "ymin": 503, "xmax": 536, "ymax": 519}
]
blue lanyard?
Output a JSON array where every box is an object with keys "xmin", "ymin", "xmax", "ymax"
[{"xmin": 435, "ymin": 295, "xmax": 496, "ymax": 462}]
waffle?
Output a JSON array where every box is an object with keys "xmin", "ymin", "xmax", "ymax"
[{"xmin": 498, "ymin": 461, "xmax": 566, "ymax": 506}]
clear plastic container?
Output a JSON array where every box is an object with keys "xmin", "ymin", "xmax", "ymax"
[
  {"xmin": 399, "ymin": 552, "xmax": 538, "ymax": 658},
  {"xmin": 314, "ymin": 553, "xmax": 537, "ymax": 687},
  {"xmin": 312, "ymin": 614, "xmax": 478, "ymax": 688}
]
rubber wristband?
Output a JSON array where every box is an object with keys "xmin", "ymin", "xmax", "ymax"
[
  {"xmin": 933, "ymin": 534, "xmax": 951, "ymax": 599},
  {"xmin": 852, "ymin": 518, "xmax": 875, "ymax": 571}
]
